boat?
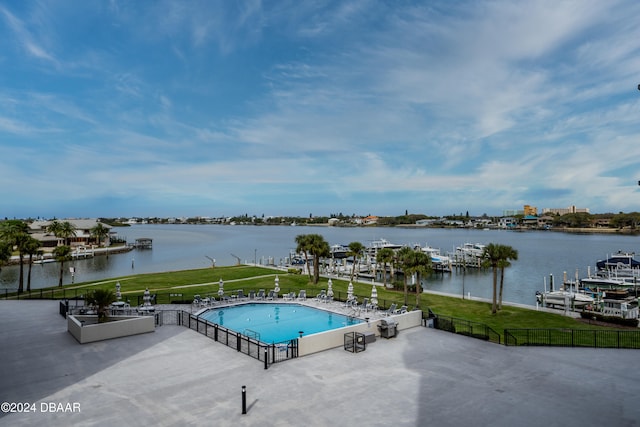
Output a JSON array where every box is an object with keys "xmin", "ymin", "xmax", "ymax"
[
  {"xmin": 536, "ymin": 290, "xmax": 594, "ymax": 308},
  {"xmin": 367, "ymin": 238, "xmax": 403, "ymax": 256},
  {"xmin": 596, "ymin": 251, "xmax": 640, "ymax": 272},
  {"xmin": 329, "ymin": 244, "xmax": 349, "ymax": 259},
  {"xmin": 580, "ymin": 275, "xmax": 630, "ymax": 289},
  {"xmin": 449, "ymin": 242, "xmax": 486, "ymax": 266},
  {"xmin": 415, "ymin": 244, "xmax": 452, "ymax": 272}
]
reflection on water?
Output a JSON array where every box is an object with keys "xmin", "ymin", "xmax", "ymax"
[{"xmin": 2, "ymin": 223, "xmax": 639, "ymax": 307}]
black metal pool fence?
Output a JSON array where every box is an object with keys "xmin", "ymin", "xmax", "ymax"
[{"xmin": 160, "ymin": 310, "xmax": 298, "ymax": 368}]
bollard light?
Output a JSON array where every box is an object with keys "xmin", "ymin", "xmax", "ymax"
[{"xmin": 241, "ymin": 385, "xmax": 247, "ymax": 414}]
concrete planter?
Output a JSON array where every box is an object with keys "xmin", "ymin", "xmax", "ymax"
[{"xmin": 68, "ymin": 314, "xmax": 155, "ymax": 344}]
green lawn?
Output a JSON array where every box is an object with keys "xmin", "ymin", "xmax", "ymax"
[{"xmin": 11, "ymin": 265, "xmax": 629, "ymax": 338}]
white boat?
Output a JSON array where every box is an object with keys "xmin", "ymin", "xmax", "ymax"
[
  {"xmin": 456, "ymin": 243, "xmax": 486, "ymax": 258},
  {"xmin": 367, "ymin": 238, "xmax": 403, "ymax": 256},
  {"xmin": 415, "ymin": 244, "xmax": 452, "ymax": 271},
  {"xmin": 536, "ymin": 290, "xmax": 594, "ymax": 308}
]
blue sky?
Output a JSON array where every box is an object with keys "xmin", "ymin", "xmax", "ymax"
[{"xmin": 2, "ymin": 0, "xmax": 640, "ymax": 219}]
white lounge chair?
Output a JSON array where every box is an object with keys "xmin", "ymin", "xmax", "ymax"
[
  {"xmin": 297, "ymin": 290, "xmax": 307, "ymax": 301},
  {"xmin": 383, "ymin": 303, "xmax": 398, "ymax": 316}
]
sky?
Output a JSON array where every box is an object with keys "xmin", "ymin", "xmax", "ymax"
[{"xmin": 1, "ymin": 0, "xmax": 640, "ymax": 220}]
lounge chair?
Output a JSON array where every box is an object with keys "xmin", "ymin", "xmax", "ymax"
[
  {"xmin": 315, "ymin": 290, "xmax": 326, "ymax": 302},
  {"xmin": 283, "ymin": 291, "xmax": 296, "ymax": 301},
  {"xmin": 256, "ymin": 289, "xmax": 265, "ymax": 300},
  {"xmin": 358, "ymin": 298, "xmax": 370, "ymax": 312},
  {"xmin": 237, "ymin": 289, "xmax": 247, "ymax": 300},
  {"xmin": 383, "ymin": 303, "xmax": 398, "ymax": 316},
  {"xmin": 266, "ymin": 290, "xmax": 276, "ymax": 300},
  {"xmin": 248, "ymin": 290, "xmax": 256, "ymax": 300},
  {"xmin": 343, "ymin": 297, "xmax": 357, "ymax": 307},
  {"xmin": 297, "ymin": 290, "xmax": 307, "ymax": 301},
  {"xmin": 394, "ymin": 305, "xmax": 408, "ymax": 314}
]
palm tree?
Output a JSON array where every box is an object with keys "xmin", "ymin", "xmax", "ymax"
[
  {"xmin": 347, "ymin": 241, "xmax": 365, "ymax": 282},
  {"xmin": 376, "ymin": 247, "xmax": 395, "ymax": 288},
  {"xmin": 46, "ymin": 219, "xmax": 62, "ymax": 242},
  {"xmin": 294, "ymin": 234, "xmax": 329, "ymax": 284},
  {"xmin": 87, "ymin": 289, "xmax": 116, "ymax": 322},
  {"xmin": 497, "ymin": 245, "xmax": 518, "ymax": 310},
  {"xmin": 58, "ymin": 221, "xmax": 77, "ymax": 246},
  {"xmin": 482, "ymin": 243, "xmax": 503, "ymax": 314},
  {"xmin": 53, "ymin": 245, "xmax": 72, "ymax": 287},
  {"xmin": 0, "ymin": 220, "xmax": 30, "ymax": 293},
  {"xmin": 90, "ymin": 222, "xmax": 110, "ymax": 246},
  {"xmin": 295, "ymin": 234, "xmax": 313, "ymax": 281},
  {"xmin": 308, "ymin": 234, "xmax": 330, "ymax": 284},
  {"xmin": 401, "ymin": 249, "xmax": 432, "ymax": 307},
  {"xmin": 22, "ymin": 236, "xmax": 42, "ymax": 293},
  {"xmin": 396, "ymin": 246, "xmax": 414, "ymax": 305},
  {"xmin": 0, "ymin": 239, "xmax": 11, "ymax": 272}
]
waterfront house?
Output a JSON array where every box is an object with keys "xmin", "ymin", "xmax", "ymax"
[{"xmin": 29, "ymin": 219, "xmax": 114, "ymax": 247}]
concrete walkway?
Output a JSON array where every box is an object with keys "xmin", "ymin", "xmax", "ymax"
[{"xmin": 1, "ymin": 300, "xmax": 639, "ymax": 426}]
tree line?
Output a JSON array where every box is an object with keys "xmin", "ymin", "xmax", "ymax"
[{"xmin": 0, "ymin": 219, "xmax": 111, "ymax": 293}]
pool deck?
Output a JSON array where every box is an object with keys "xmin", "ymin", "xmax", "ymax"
[{"xmin": 1, "ymin": 300, "xmax": 640, "ymax": 426}]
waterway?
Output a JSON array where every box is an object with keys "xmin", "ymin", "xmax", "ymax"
[{"xmin": 1, "ymin": 224, "xmax": 639, "ymax": 307}]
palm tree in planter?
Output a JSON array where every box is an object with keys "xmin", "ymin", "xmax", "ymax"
[
  {"xmin": 87, "ymin": 289, "xmax": 117, "ymax": 322},
  {"xmin": 53, "ymin": 245, "xmax": 72, "ymax": 287}
]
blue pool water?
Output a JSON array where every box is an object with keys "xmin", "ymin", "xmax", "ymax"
[{"xmin": 199, "ymin": 303, "xmax": 362, "ymax": 343}]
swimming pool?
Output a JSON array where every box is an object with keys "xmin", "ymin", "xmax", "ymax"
[{"xmin": 199, "ymin": 303, "xmax": 362, "ymax": 343}]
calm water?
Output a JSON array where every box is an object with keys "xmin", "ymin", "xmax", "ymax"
[
  {"xmin": 199, "ymin": 303, "xmax": 362, "ymax": 343},
  {"xmin": 2, "ymin": 224, "xmax": 639, "ymax": 306}
]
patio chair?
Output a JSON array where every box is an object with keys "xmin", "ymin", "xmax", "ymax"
[
  {"xmin": 283, "ymin": 291, "xmax": 296, "ymax": 301},
  {"xmin": 256, "ymin": 289, "xmax": 265, "ymax": 300},
  {"xmin": 248, "ymin": 290, "xmax": 256, "ymax": 300},
  {"xmin": 266, "ymin": 290, "xmax": 276, "ymax": 300},
  {"xmin": 237, "ymin": 289, "xmax": 247, "ymax": 300},
  {"xmin": 358, "ymin": 298, "xmax": 370, "ymax": 312},
  {"xmin": 315, "ymin": 290, "xmax": 327, "ymax": 302},
  {"xmin": 343, "ymin": 297, "xmax": 357, "ymax": 307},
  {"xmin": 394, "ymin": 305, "xmax": 408, "ymax": 314},
  {"xmin": 382, "ymin": 303, "xmax": 397, "ymax": 316},
  {"xmin": 297, "ymin": 290, "xmax": 307, "ymax": 301}
]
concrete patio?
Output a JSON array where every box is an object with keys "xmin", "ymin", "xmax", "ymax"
[{"xmin": 1, "ymin": 300, "xmax": 639, "ymax": 427}]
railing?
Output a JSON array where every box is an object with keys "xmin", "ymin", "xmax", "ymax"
[
  {"xmin": 504, "ymin": 328, "xmax": 640, "ymax": 349},
  {"xmin": 430, "ymin": 314, "xmax": 501, "ymax": 344},
  {"xmin": 156, "ymin": 311, "xmax": 298, "ymax": 367},
  {"xmin": 59, "ymin": 300, "xmax": 69, "ymax": 318}
]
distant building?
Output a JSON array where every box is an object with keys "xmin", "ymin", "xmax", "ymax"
[
  {"xmin": 498, "ymin": 217, "xmax": 518, "ymax": 229},
  {"xmin": 362, "ymin": 215, "xmax": 379, "ymax": 225},
  {"xmin": 523, "ymin": 205, "xmax": 538, "ymax": 216},
  {"xmin": 29, "ymin": 219, "xmax": 114, "ymax": 247},
  {"xmin": 502, "ymin": 209, "xmax": 523, "ymax": 216},
  {"xmin": 542, "ymin": 205, "xmax": 590, "ymax": 215}
]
